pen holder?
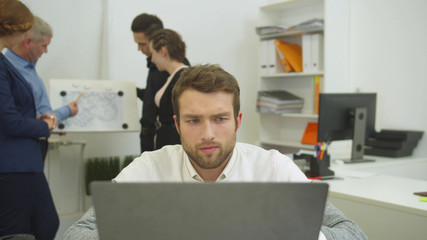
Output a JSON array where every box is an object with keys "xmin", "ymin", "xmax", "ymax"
[
  {"xmin": 293, "ymin": 152, "xmax": 334, "ymax": 179},
  {"xmin": 308, "ymin": 152, "xmax": 334, "ymax": 178}
]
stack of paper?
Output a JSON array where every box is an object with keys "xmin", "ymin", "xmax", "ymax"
[
  {"xmin": 256, "ymin": 19, "xmax": 323, "ymax": 37},
  {"xmin": 255, "ymin": 25, "xmax": 289, "ymax": 36},
  {"xmin": 288, "ymin": 18, "xmax": 324, "ymax": 32},
  {"xmin": 257, "ymin": 90, "xmax": 304, "ymax": 114}
]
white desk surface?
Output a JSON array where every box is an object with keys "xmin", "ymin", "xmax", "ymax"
[{"xmin": 324, "ymin": 156, "xmax": 427, "ymax": 217}]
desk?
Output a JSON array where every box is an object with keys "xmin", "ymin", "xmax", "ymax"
[{"xmin": 325, "ymin": 157, "xmax": 427, "ymax": 240}]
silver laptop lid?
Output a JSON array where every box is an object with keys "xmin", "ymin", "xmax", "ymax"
[{"xmin": 91, "ymin": 182, "xmax": 328, "ymax": 240}]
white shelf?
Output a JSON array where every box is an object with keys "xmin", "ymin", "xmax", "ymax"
[
  {"xmin": 281, "ymin": 112, "xmax": 317, "ymax": 118},
  {"xmin": 260, "ymin": 138, "xmax": 315, "ymax": 150},
  {"xmin": 259, "ymin": 26, "xmax": 323, "ymax": 40},
  {"xmin": 261, "ymin": 72, "xmax": 323, "ymax": 78},
  {"xmin": 259, "ymin": 112, "xmax": 317, "ymax": 119},
  {"xmin": 257, "ymin": 0, "xmax": 324, "ymax": 153},
  {"xmin": 261, "ymin": 0, "xmax": 323, "ymax": 12}
]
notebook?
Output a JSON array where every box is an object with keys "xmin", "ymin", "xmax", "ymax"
[{"xmin": 91, "ymin": 182, "xmax": 328, "ymax": 240}]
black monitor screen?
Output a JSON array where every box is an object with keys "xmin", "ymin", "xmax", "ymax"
[{"xmin": 317, "ymin": 93, "xmax": 377, "ymax": 143}]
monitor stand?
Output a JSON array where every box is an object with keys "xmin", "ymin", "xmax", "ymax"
[{"xmin": 344, "ymin": 108, "xmax": 375, "ymax": 164}]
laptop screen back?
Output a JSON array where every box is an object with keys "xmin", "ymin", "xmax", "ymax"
[{"xmin": 91, "ymin": 182, "xmax": 328, "ymax": 240}]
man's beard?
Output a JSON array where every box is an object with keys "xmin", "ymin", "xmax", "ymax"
[{"xmin": 182, "ymin": 136, "xmax": 236, "ymax": 170}]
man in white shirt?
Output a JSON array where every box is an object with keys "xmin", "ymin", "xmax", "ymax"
[{"xmin": 62, "ymin": 64, "xmax": 367, "ymax": 240}]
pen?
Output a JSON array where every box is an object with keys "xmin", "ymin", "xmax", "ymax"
[
  {"xmin": 75, "ymin": 93, "xmax": 84, "ymax": 102},
  {"xmin": 420, "ymin": 197, "xmax": 427, "ymax": 202}
]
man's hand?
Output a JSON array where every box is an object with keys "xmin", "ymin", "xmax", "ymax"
[
  {"xmin": 40, "ymin": 113, "xmax": 57, "ymax": 130},
  {"xmin": 68, "ymin": 101, "xmax": 79, "ymax": 116}
]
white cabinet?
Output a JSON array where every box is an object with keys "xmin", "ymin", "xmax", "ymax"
[
  {"xmin": 45, "ymin": 139, "xmax": 86, "ymax": 215},
  {"xmin": 257, "ymin": 0, "xmax": 325, "ymax": 153}
]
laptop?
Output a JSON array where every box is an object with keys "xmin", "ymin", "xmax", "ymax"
[{"xmin": 91, "ymin": 182, "xmax": 328, "ymax": 240}]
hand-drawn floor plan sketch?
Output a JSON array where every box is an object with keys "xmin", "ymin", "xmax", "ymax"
[
  {"xmin": 60, "ymin": 91, "xmax": 124, "ymax": 130},
  {"xmin": 49, "ymin": 79, "xmax": 140, "ymax": 132}
]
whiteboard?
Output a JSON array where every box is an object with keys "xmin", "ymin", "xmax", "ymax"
[{"xmin": 49, "ymin": 79, "xmax": 140, "ymax": 132}]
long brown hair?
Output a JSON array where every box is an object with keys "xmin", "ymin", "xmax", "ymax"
[
  {"xmin": 0, "ymin": 0, "xmax": 34, "ymax": 36},
  {"xmin": 149, "ymin": 29, "xmax": 186, "ymax": 62}
]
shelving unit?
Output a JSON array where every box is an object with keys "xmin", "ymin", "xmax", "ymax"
[
  {"xmin": 257, "ymin": 0, "xmax": 325, "ymax": 153},
  {"xmin": 261, "ymin": 72, "xmax": 323, "ymax": 78},
  {"xmin": 258, "ymin": 27, "xmax": 323, "ymax": 40}
]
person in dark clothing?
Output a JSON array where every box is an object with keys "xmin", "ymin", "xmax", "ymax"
[
  {"xmin": 0, "ymin": 1, "xmax": 59, "ymax": 239},
  {"xmin": 132, "ymin": 13, "xmax": 189, "ymax": 152},
  {"xmin": 149, "ymin": 29, "xmax": 188, "ymax": 149},
  {"xmin": 131, "ymin": 13, "xmax": 167, "ymax": 153}
]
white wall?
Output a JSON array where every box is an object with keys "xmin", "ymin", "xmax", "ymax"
[
  {"xmin": 19, "ymin": 0, "xmax": 427, "ymax": 159},
  {"xmin": 348, "ymin": 0, "xmax": 427, "ymax": 156},
  {"xmin": 21, "ymin": 0, "xmax": 264, "ymax": 160},
  {"xmin": 22, "ymin": 0, "xmax": 104, "ymax": 80},
  {"xmin": 106, "ymin": 0, "xmax": 262, "ymax": 145},
  {"xmin": 20, "ymin": 0, "xmax": 141, "ymax": 159},
  {"xmin": 324, "ymin": 0, "xmax": 427, "ymax": 157}
]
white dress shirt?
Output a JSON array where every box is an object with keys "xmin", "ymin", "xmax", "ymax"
[{"xmin": 114, "ymin": 142, "xmax": 309, "ymax": 183}]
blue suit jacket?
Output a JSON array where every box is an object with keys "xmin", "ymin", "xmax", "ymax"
[{"xmin": 0, "ymin": 53, "xmax": 50, "ymax": 172}]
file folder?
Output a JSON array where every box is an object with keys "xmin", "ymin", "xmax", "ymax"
[
  {"xmin": 275, "ymin": 45, "xmax": 292, "ymax": 72},
  {"xmin": 314, "ymin": 75, "xmax": 321, "ymax": 114},
  {"xmin": 302, "ymin": 34, "xmax": 312, "ymax": 72},
  {"xmin": 267, "ymin": 39, "xmax": 277, "ymax": 74},
  {"xmin": 274, "ymin": 39, "xmax": 303, "ymax": 72},
  {"xmin": 260, "ymin": 40, "xmax": 269, "ymax": 75},
  {"xmin": 301, "ymin": 122, "xmax": 319, "ymax": 145},
  {"xmin": 311, "ymin": 34, "xmax": 324, "ymax": 72}
]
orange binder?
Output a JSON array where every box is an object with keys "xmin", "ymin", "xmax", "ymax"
[
  {"xmin": 274, "ymin": 42, "xmax": 292, "ymax": 72},
  {"xmin": 274, "ymin": 39, "xmax": 303, "ymax": 72},
  {"xmin": 301, "ymin": 122, "xmax": 318, "ymax": 145},
  {"xmin": 313, "ymin": 75, "xmax": 321, "ymax": 114}
]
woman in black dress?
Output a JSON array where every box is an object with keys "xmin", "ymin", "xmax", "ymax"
[{"xmin": 149, "ymin": 29, "xmax": 188, "ymax": 149}]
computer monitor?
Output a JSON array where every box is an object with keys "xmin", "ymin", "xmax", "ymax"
[{"xmin": 317, "ymin": 93, "xmax": 377, "ymax": 163}]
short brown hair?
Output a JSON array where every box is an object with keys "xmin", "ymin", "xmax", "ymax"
[
  {"xmin": 172, "ymin": 64, "xmax": 240, "ymax": 124},
  {"xmin": 131, "ymin": 13, "xmax": 163, "ymax": 34},
  {"xmin": 149, "ymin": 29, "xmax": 185, "ymax": 62},
  {"xmin": 0, "ymin": 0, "xmax": 34, "ymax": 36}
]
